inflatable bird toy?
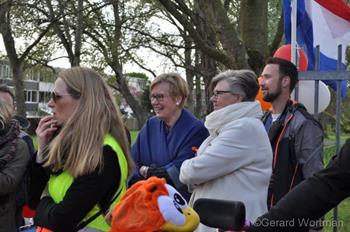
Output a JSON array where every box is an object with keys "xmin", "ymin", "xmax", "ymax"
[{"xmin": 109, "ymin": 176, "xmax": 199, "ymax": 232}]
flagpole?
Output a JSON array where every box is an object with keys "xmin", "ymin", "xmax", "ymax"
[
  {"xmin": 291, "ymin": 0, "xmax": 298, "ymax": 100},
  {"xmin": 291, "ymin": 0, "xmax": 297, "ymax": 65}
]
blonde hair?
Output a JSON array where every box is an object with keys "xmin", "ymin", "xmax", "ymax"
[
  {"xmin": 45, "ymin": 67, "xmax": 134, "ymax": 177},
  {"xmin": 0, "ymin": 100, "xmax": 13, "ymax": 130},
  {"xmin": 150, "ymin": 73, "xmax": 189, "ymax": 107}
]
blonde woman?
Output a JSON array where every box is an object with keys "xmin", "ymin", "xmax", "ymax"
[
  {"xmin": 0, "ymin": 100, "xmax": 30, "ymax": 231},
  {"xmin": 130, "ymin": 73, "xmax": 208, "ymax": 200},
  {"xmin": 29, "ymin": 67, "xmax": 133, "ymax": 232}
]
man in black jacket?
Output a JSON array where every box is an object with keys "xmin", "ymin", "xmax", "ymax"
[
  {"xmin": 248, "ymin": 139, "xmax": 350, "ymax": 232},
  {"xmin": 260, "ymin": 58, "xmax": 324, "ymax": 209}
]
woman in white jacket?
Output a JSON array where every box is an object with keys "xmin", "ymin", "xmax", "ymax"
[{"xmin": 180, "ymin": 69, "xmax": 272, "ymax": 232}]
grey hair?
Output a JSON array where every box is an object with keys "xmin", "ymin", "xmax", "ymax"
[{"xmin": 210, "ymin": 69, "xmax": 259, "ymax": 101}]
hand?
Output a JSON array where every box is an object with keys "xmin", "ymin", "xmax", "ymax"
[{"xmin": 36, "ymin": 115, "xmax": 58, "ymax": 159}]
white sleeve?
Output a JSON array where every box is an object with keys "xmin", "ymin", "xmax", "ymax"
[{"xmin": 180, "ymin": 119, "xmax": 257, "ymax": 185}]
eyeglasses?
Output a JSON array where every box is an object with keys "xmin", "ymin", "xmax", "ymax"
[
  {"xmin": 212, "ymin": 90, "xmax": 233, "ymax": 98},
  {"xmin": 51, "ymin": 92, "xmax": 72, "ymax": 102},
  {"xmin": 150, "ymin": 94, "xmax": 169, "ymax": 102}
]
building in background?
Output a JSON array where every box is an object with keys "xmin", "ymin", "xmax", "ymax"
[{"xmin": 0, "ymin": 60, "xmax": 56, "ymax": 118}]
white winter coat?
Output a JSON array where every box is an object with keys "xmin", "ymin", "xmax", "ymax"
[{"xmin": 180, "ymin": 101, "xmax": 272, "ymax": 232}]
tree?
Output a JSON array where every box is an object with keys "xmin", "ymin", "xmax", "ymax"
[
  {"xmin": 155, "ymin": 0, "xmax": 284, "ymax": 114},
  {"xmin": 0, "ymin": 0, "xmax": 54, "ymax": 116},
  {"xmin": 82, "ymin": 0, "xmax": 156, "ymax": 127},
  {"xmin": 44, "ymin": 0, "xmax": 85, "ymax": 67}
]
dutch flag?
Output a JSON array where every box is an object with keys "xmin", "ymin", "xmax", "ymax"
[{"xmin": 283, "ymin": 0, "xmax": 350, "ymax": 97}]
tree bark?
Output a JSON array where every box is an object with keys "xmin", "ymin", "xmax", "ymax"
[
  {"xmin": 239, "ymin": 0, "xmax": 268, "ymax": 73},
  {"xmin": 269, "ymin": 9, "xmax": 284, "ymax": 56},
  {"xmin": 109, "ymin": 0, "xmax": 148, "ymax": 128},
  {"xmin": 45, "ymin": 0, "xmax": 83, "ymax": 67},
  {"xmin": 158, "ymin": 0, "xmax": 236, "ymax": 68},
  {"xmin": 0, "ymin": 1, "xmax": 27, "ymax": 117},
  {"xmin": 209, "ymin": 0, "xmax": 250, "ymax": 69},
  {"xmin": 194, "ymin": 0, "xmax": 217, "ymax": 114},
  {"xmin": 184, "ymin": 33, "xmax": 194, "ymax": 113},
  {"xmin": 1, "ymin": 1, "xmax": 53, "ymax": 117}
]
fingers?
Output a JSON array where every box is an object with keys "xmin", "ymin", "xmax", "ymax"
[
  {"xmin": 36, "ymin": 116, "xmax": 57, "ymax": 134},
  {"xmin": 36, "ymin": 116, "xmax": 58, "ymax": 150}
]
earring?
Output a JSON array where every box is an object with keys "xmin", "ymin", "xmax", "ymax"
[{"xmin": 176, "ymin": 102, "xmax": 180, "ymax": 106}]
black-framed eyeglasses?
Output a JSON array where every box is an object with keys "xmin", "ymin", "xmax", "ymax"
[
  {"xmin": 150, "ymin": 94, "xmax": 169, "ymax": 102},
  {"xmin": 212, "ymin": 90, "xmax": 233, "ymax": 98},
  {"xmin": 51, "ymin": 92, "xmax": 72, "ymax": 102}
]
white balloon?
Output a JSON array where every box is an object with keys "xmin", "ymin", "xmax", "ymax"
[{"xmin": 291, "ymin": 80, "xmax": 331, "ymax": 114}]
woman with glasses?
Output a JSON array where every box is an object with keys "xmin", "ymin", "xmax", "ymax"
[
  {"xmin": 29, "ymin": 67, "xmax": 133, "ymax": 232},
  {"xmin": 0, "ymin": 100, "xmax": 30, "ymax": 232},
  {"xmin": 180, "ymin": 70, "xmax": 272, "ymax": 232},
  {"xmin": 129, "ymin": 73, "xmax": 208, "ymax": 200}
]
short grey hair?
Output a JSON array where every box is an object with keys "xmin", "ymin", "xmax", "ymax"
[{"xmin": 210, "ymin": 69, "xmax": 259, "ymax": 101}]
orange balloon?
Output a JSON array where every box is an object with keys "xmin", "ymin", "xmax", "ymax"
[
  {"xmin": 256, "ymin": 77, "xmax": 272, "ymax": 111},
  {"xmin": 273, "ymin": 44, "xmax": 308, "ymax": 71}
]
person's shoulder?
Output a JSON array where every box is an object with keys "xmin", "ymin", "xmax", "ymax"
[
  {"xmin": 146, "ymin": 115, "xmax": 161, "ymax": 125},
  {"xmin": 138, "ymin": 116, "xmax": 161, "ymax": 132},
  {"xmin": 286, "ymin": 107, "xmax": 323, "ymax": 135},
  {"xmin": 292, "ymin": 107, "xmax": 321, "ymax": 127},
  {"xmin": 17, "ymin": 138, "xmax": 29, "ymax": 151},
  {"xmin": 15, "ymin": 138, "xmax": 31, "ymax": 161}
]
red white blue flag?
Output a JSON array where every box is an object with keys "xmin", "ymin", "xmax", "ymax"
[{"xmin": 283, "ymin": 0, "xmax": 350, "ymax": 97}]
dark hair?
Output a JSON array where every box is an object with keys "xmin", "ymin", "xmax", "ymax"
[
  {"xmin": 210, "ymin": 69, "xmax": 259, "ymax": 101},
  {"xmin": 266, "ymin": 57, "xmax": 298, "ymax": 91},
  {"xmin": 0, "ymin": 85, "xmax": 15, "ymax": 102}
]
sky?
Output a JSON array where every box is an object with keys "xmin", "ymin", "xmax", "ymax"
[{"xmin": 0, "ymin": 14, "xmax": 185, "ymax": 79}]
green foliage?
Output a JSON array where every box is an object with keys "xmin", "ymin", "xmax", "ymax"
[
  {"xmin": 127, "ymin": 72, "xmax": 149, "ymax": 80},
  {"xmin": 322, "ymin": 89, "xmax": 350, "ymax": 134},
  {"xmin": 267, "ymin": 0, "xmax": 283, "ymax": 45}
]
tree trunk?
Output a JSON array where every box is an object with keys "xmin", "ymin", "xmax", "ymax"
[
  {"xmin": 194, "ymin": 0, "xmax": 218, "ymax": 114},
  {"xmin": 194, "ymin": 51, "xmax": 203, "ymax": 118},
  {"xmin": 0, "ymin": 1, "xmax": 26, "ymax": 117},
  {"xmin": 12, "ymin": 64, "xmax": 26, "ymax": 117},
  {"xmin": 111, "ymin": 65, "xmax": 148, "ymax": 128},
  {"xmin": 209, "ymin": 0, "xmax": 250, "ymax": 69},
  {"xmin": 72, "ymin": 0, "xmax": 83, "ymax": 66},
  {"xmin": 109, "ymin": 0, "xmax": 148, "ymax": 128},
  {"xmin": 184, "ymin": 33, "xmax": 194, "ymax": 113},
  {"xmin": 239, "ymin": 0, "xmax": 268, "ymax": 73},
  {"xmin": 46, "ymin": 0, "xmax": 83, "ymax": 67}
]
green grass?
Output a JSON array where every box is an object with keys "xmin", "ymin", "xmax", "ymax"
[{"xmin": 130, "ymin": 130, "xmax": 139, "ymax": 144}]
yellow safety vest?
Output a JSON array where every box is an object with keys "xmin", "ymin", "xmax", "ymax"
[{"xmin": 48, "ymin": 134, "xmax": 128, "ymax": 231}]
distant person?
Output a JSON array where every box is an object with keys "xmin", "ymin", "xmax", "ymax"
[
  {"xmin": 129, "ymin": 73, "xmax": 209, "ymax": 200},
  {"xmin": 180, "ymin": 70, "xmax": 272, "ymax": 232},
  {"xmin": 29, "ymin": 67, "xmax": 133, "ymax": 231},
  {"xmin": 0, "ymin": 100, "xmax": 30, "ymax": 231},
  {"xmin": 0, "ymin": 84, "xmax": 35, "ymax": 229},
  {"xmin": 0, "ymin": 85, "xmax": 34, "ymax": 155}
]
